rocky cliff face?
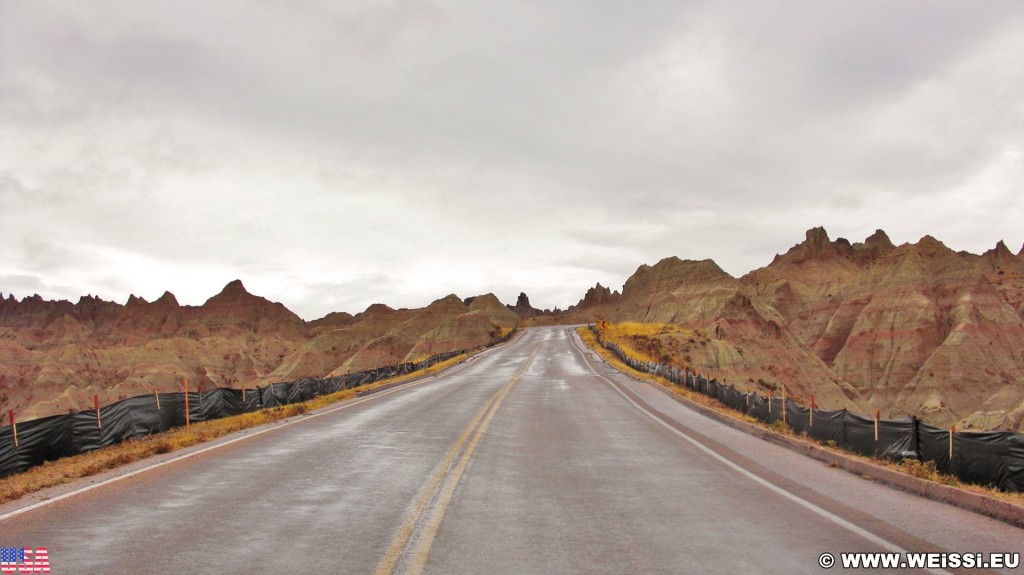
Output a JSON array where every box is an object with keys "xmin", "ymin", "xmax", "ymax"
[
  {"xmin": 744, "ymin": 229, "xmax": 1024, "ymax": 430},
  {"xmin": 572, "ymin": 228, "xmax": 1024, "ymax": 431},
  {"xmin": 0, "ymin": 282, "xmax": 520, "ymax": 419},
  {"xmin": 566, "ymin": 256, "xmax": 858, "ymax": 410}
]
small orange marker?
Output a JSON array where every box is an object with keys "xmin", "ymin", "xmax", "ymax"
[
  {"xmin": 9, "ymin": 411, "xmax": 17, "ymax": 448},
  {"xmin": 184, "ymin": 378, "xmax": 190, "ymax": 432}
]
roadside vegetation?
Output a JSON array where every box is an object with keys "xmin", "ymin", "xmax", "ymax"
[
  {"xmin": 0, "ymin": 352, "xmax": 469, "ymax": 505},
  {"xmin": 577, "ymin": 326, "xmax": 1024, "ymax": 508}
]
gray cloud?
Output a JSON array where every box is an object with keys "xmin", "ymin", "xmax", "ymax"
[{"xmin": 2, "ymin": 1, "xmax": 1022, "ymax": 319}]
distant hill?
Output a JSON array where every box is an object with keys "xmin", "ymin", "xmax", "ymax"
[{"xmin": 0, "ymin": 281, "xmax": 520, "ymax": 419}]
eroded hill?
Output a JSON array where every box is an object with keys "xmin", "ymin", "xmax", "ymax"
[
  {"xmin": 565, "ymin": 228, "xmax": 1024, "ymax": 431},
  {"xmin": 0, "ymin": 281, "xmax": 519, "ymax": 419}
]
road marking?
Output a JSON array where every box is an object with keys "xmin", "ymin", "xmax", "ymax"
[
  {"xmin": 567, "ymin": 330, "xmax": 953, "ymax": 575},
  {"xmin": 406, "ymin": 351, "xmax": 530, "ymax": 575},
  {"xmin": 376, "ymin": 344, "xmax": 538, "ymax": 575},
  {"xmin": 0, "ymin": 340, "xmax": 515, "ymax": 524},
  {"xmin": 373, "ymin": 380, "xmax": 506, "ymax": 575}
]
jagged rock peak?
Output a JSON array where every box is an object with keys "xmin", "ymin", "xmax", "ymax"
[
  {"xmin": 865, "ymin": 229, "xmax": 895, "ymax": 251},
  {"xmin": 153, "ymin": 291, "xmax": 180, "ymax": 307},
  {"xmin": 770, "ymin": 227, "xmax": 841, "ymax": 265},
  {"xmin": 211, "ymin": 279, "xmax": 252, "ymax": 300},
  {"xmin": 916, "ymin": 235, "xmax": 949, "ymax": 252},
  {"xmin": 805, "ymin": 226, "xmax": 832, "ymax": 249},
  {"xmin": 126, "ymin": 294, "xmax": 148, "ymax": 306},
  {"xmin": 516, "ymin": 293, "xmax": 532, "ymax": 308},
  {"xmin": 77, "ymin": 294, "xmax": 106, "ymax": 305},
  {"xmin": 577, "ymin": 282, "xmax": 618, "ymax": 309},
  {"xmin": 843, "ymin": 229, "xmax": 896, "ymax": 264},
  {"xmin": 507, "ymin": 292, "xmax": 543, "ymax": 317}
]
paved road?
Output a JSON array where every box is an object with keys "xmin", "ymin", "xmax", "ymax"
[{"xmin": 1, "ymin": 327, "xmax": 1021, "ymax": 574}]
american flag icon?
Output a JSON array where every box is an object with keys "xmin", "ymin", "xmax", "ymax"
[{"xmin": 0, "ymin": 547, "xmax": 50, "ymax": 574}]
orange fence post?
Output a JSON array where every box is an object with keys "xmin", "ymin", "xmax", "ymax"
[
  {"xmin": 9, "ymin": 411, "xmax": 17, "ymax": 448},
  {"xmin": 781, "ymin": 386, "xmax": 787, "ymax": 425},
  {"xmin": 949, "ymin": 425, "xmax": 955, "ymax": 460},
  {"xmin": 94, "ymin": 395, "xmax": 101, "ymax": 429},
  {"xmin": 184, "ymin": 377, "xmax": 190, "ymax": 433},
  {"xmin": 809, "ymin": 395, "xmax": 815, "ymax": 427},
  {"xmin": 874, "ymin": 409, "xmax": 880, "ymax": 442}
]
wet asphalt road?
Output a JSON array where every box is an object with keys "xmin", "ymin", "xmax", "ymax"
[{"xmin": 1, "ymin": 326, "xmax": 1021, "ymax": 574}]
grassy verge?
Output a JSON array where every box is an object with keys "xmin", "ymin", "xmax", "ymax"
[
  {"xmin": 0, "ymin": 352, "xmax": 470, "ymax": 505},
  {"xmin": 577, "ymin": 327, "xmax": 1024, "ymax": 508}
]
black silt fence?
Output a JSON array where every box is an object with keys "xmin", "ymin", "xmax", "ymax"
[
  {"xmin": 0, "ymin": 334, "xmax": 512, "ymax": 479},
  {"xmin": 842, "ymin": 413, "xmax": 917, "ymax": 461},
  {"xmin": 588, "ymin": 324, "xmax": 1024, "ymax": 492}
]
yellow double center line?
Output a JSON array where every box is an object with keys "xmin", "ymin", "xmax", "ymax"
[{"xmin": 375, "ymin": 345, "xmax": 539, "ymax": 575}]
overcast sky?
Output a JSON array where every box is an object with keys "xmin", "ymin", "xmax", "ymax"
[{"xmin": 2, "ymin": 1, "xmax": 1023, "ymax": 320}]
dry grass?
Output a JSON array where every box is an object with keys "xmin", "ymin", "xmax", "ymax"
[
  {"xmin": 0, "ymin": 353, "xmax": 471, "ymax": 505},
  {"xmin": 577, "ymin": 327, "xmax": 1024, "ymax": 507},
  {"xmin": 581, "ymin": 327, "xmax": 752, "ymax": 419},
  {"xmin": 0, "ymin": 403, "xmax": 308, "ymax": 505}
]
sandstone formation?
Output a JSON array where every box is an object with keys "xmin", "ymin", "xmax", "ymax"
[
  {"xmin": 745, "ymin": 228, "xmax": 1024, "ymax": 430},
  {"xmin": 565, "ymin": 257, "xmax": 858, "ymax": 410},
  {"xmin": 573, "ymin": 283, "xmax": 620, "ymax": 311},
  {"xmin": 566, "ymin": 228, "xmax": 1024, "ymax": 431},
  {"xmin": 0, "ymin": 282, "xmax": 520, "ymax": 420},
  {"xmin": 507, "ymin": 292, "xmax": 543, "ymax": 318}
]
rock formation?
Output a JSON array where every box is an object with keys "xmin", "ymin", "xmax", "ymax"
[
  {"xmin": 0, "ymin": 282, "xmax": 520, "ymax": 420},
  {"xmin": 565, "ymin": 228, "xmax": 1024, "ymax": 431},
  {"xmin": 574, "ymin": 283, "xmax": 620, "ymax": 310},
  {"xmin": 507, "ymin": 292, "xmax": 543, "ymax": 318}
]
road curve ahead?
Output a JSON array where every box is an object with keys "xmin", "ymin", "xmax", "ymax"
[{"xmin": 1, "ymin": 327, "xmax": 1021, "ymax": 574}]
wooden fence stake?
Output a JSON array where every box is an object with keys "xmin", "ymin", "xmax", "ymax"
[
  {"xmin": 768, "ymin": 390, "xmax": 773, "ymax": 414},
  {"xmin": 874, "ymin": 409, "xmax": 880, "ymax": 442},
  {"xmin": 782, "ymin": 386, "xmax": 787, "ymax": 425},
  {"xmin": 809, "ymin": 395, "xmax": 815, "ymax": 427},
  {"xmin": 184, "ymin": 378, "xmax": 190, "ymax": 433},
  {"xmin": 94, "ymin": 395, "xmax": 101, "ymax": 429},
  {"xmin": 155, "ymin": 388, "xmax": 160, "ymax": 410},
  {"xmin": 9, "ymin": 411, "xmax": 17, "ymax": 448},
  {"xmin": 949, "ymin": 425, "xmax": 955, "ymax": 460}
]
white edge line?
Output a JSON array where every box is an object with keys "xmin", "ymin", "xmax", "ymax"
[
  {"xmin": 567, "ymin": 329, "xmax": 952, "ymax": 575},
  {"xmin": 0, "ymin": 341, "xmax": 511, "ymax": 523}
]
